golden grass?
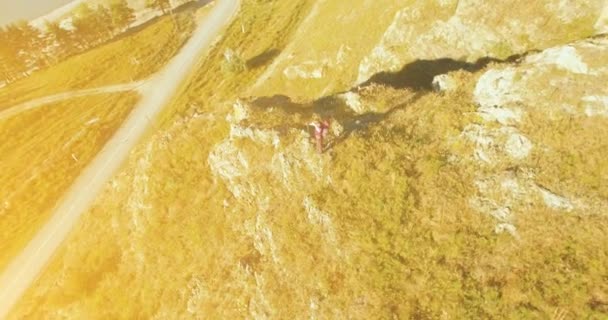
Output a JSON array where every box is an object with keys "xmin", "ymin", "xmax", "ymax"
[
  {"xmin": 314, "ymin": 86, "xmax": 608, "ymax": 318},
  {"xmin": 0, "ymin": 93, "xmax": 138, "ymax": 272},
  {"xmin": 157, "ymin": 0, "xmax": 314, "ymax": 124},
  {"xmin": 9, "ymin": 0, "xmax": 320, "ymax": 318},
  {"xmin": 0, "ymin": 2, "xmax": 207, "ymax": 274},
  {"xmin": 249, "ymin": 0, "xmax": 410, "ymax": 99},
  {"xmin": 523, "ymin": 110, "xmax": 608, "ymax": 200},
  {"xmin": 7, "ymin": 1, "xmax": 608, "ymax": 319}
]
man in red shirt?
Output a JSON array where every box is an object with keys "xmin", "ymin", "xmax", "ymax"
[{"xmin": 310, "ymin": 119, "xmax": 330, "ymax": 153}]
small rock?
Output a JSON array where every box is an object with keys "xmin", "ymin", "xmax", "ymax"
[
  {"xmin": 474, "ymin": 68, "xmax": 521, "ymax": 109},
  {"xmin": 340, "ymin": 91, "xmax": 365, "ymax": 114},
  {"xmin": 432, "ymin": 74, "xmax": 457, "ymax": 92},
  {"xmin": 500, "ymin": 177, "xmax": 522, "ymax": 195},
  {"xmin": 330, "ymin": 120, "xmax": 344, "ymax": 137},
  {"xmin": 495, "ymin": 223, "xmax": 518, "ymax": 238},
  {"xmin": 85, "ymin": 117, "xmax": 100, "ymax": 126},
  {"xmin": 284, "ymin": 61, "xmax": 325, "ymax": 80},
  {"xmin": 478, "ymin": 106, "xmax": 522, "ymax": 125},
  {"xmin": 537, "ymin": 186, "xmax": 574, "ymax": 212},
  {"xmin": 491, "ymin": 207, "xmax": 511, "ymax": 221},
  {"xmin": 504, "ymin": 133, "xmax": 533, "ymax": 160},
  {"xmin": 227, "ymin": 100, "xmax": 250, "ymax": 123}
]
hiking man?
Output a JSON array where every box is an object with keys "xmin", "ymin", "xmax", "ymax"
[{"xmin": 310, "ymin": 119, "xmax": 330, "ymax": 153}]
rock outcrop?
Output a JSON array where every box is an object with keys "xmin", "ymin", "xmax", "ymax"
[
  {"xmin": 358, "ymin": 0, "xmax": 606, "ymax": 83},
  {"xmin": 460, "ymin": 37, "xmax": 608, "ymax": 233}
]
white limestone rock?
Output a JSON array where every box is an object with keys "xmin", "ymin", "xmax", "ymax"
[
  {"xmin": 525, "ymin": 46, "xmax": 589, "ymax": 74},
  {"xmin": 477, "ymin": 106, "xmax": 522, "ymax": 125},
  {"xmin": 227, "ymin": 100, "xmax": 250, "ymax": 123},
  {"xmin": 495, "ymin": 223, "xmax": 518, "ymax": 238},
  {"xmin": 357, "ymin": 45, "xmax": 402, "ymax": 83},
  {"xmin": 462, "ymin": 125, "xmax": 532, "ymax": 163},
  {"xmin": 284, "ymin": 61, "xmax": 326, "ymax": 80},
  {"xmin": 474, "ymin": 68, "xmax": 521, "ymax": 109},
  {"xmin": 537, "ymin": 187, "xmax": 575, "ymax": 212},
  {"xmin": 504, "ymin": 133, "xmax": 533, "ymax": 160},
  {"xmin": 432, "ymin": 74, "xmax": 457, "ymax": 92},
  {"xmin": 340, "ymin": 91, "xmax": 365, "ymax": 114}
]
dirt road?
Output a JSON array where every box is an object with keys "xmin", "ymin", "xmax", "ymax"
[
  {"xmin": 0, "ymin": 82, "xmax": 145, "ymax": 122},
  {"xmin": 0, "ymin": 0, "xmax": 240, "ymax": 317}
]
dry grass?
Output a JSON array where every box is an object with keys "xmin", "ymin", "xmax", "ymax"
[
  {"xmin": 157, "ymin": 0, "xmax": 314, "ymax": 124},
  {"xmin": 523, "ymin": 107, "xmax": 608, "ymax": 201},
  {"xmin": 0, "ymin": 1, "xmax": 209, "ymax": 274},
  {"xmin": 0, "ymin": 93, "xmax": 138, "ymax": 272},
  {"xmin": 249, "ymin": 0, "xmax": 410, "ymax": 99},
  {"xmin": 312, "ymin": 85, "xmax": 608, "ymax": 318},
  {"xmin": 7, "ymin": 1, "xmax": 608, "ymax": 319}
]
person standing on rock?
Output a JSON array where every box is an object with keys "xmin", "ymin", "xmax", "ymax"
[{"xmin": 310, "ymin": 118, "xmax": 330, "ymax": 153}]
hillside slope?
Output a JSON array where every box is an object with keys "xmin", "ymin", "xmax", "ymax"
[
  {"xmin": 8, "ymin": 0, "xmax": 608, "ymax": 318},
  {"xmin": 253, "ymin": 0, "xmax": 606, "ymax": 99}
]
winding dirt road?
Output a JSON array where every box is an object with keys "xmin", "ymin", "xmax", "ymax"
[
  {"xmin": 0, "ymin": 0, "xmax": 240, "ymax": 317},
  {"xmin": 0, "ymin": 82, "xmax": 146, "ymax": 122}
]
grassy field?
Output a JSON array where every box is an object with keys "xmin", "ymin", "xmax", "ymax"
[
  {"xmin": 0, "ymin": 93, "xmax": 139, "ymax": 273},
  {"xmin": 7, "ymin": 0, "xmax": 608, "ymax": 319},
  {"xmin": 9, "ymin": 0, "xmax": 319, "ymax": 318},
  {"xmin": 156, "ymin": 0, "xmax": 315, "ymax": 124},
  {"xmin": 249, "ymin": 0, "xmax": 410, "ymax": 99},
  {"xmin": 0, "ymin": 13, "xmax": 195, "ymax": 111},
  {"xmin": 0, "ymin": 0, "xmax": 211, "ymax": 274}
]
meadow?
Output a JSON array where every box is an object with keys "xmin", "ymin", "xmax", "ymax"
[
  {"xmin": 0, "ymin": 93, "xmax": 138, "ymax": 272},
  {"xmin": 0, "ymin": 0, "xmax": 211, "ymax": 273}
]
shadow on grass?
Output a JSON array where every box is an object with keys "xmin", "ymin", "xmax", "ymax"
[
  {"xmin": 247, "ymin": 49, "xmax": 282, "ymax": 69},
  {"xmin": 249, "ymin": 91, "xmax": 423, "ymax": 152},
  {"xmin": 324, "ymin": 93, "xmax": 424, "ymax": 152},
  {"xmin": 251, "ymin": 94, "xmax": 351, "ymax": 119}
]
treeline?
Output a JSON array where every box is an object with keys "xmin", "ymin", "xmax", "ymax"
[{"xmin": 0, "ymin": 0, "xmax": 137, "ymax": 84}]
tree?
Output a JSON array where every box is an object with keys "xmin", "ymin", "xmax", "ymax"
[
  {"xmin": 109, "ymin": 0, "xmax": 136, "ymax": 32},
  {"xmin": 73, "ymin": 3, "xmax": 123, "ymax": 47},
  {"xmin": 72, "ymin": 4, "xmax": 95, "ymax": 47},
  {"xmin": 0, "ymin": 27, "xmax": 20, "ymax": 82},
  {"xmin": 0, "ymin": 21, "xmax": 45, "ymax": 81},
  {"xmin": 44, "ymin": 20, "xmax": 77, "ymax": 61},
  {"xmin": 11, "ymin": 21, "xmax": 46, "ymax": 69},
  {"xmin": 146, "ymin": 0, "xmax": 171, "ymax": 15},
  {"xmin": 94, "ymin": 4, "xmax": 114, "ymax": 39}
]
